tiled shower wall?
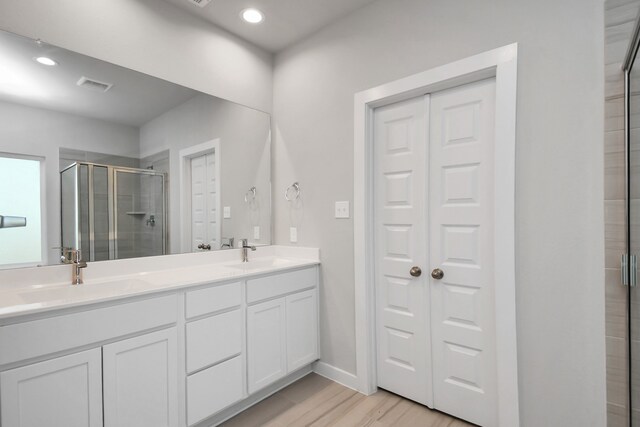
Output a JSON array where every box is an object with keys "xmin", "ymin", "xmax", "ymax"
[{"xmin": 606, "ymin": 1, "xmax": 640, "ymax": 425}]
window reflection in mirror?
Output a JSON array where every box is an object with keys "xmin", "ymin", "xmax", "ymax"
[{"xmin": 0, "ymin": 155, "xmax": 43, "ymax": 268}]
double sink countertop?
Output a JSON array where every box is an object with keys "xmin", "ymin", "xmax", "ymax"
[{"xmin": 0, "ymin": 246, "xmax": 319, "ymax": 321}]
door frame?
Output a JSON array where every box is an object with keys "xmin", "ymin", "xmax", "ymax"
[
  {"xmin": 354, "ymin": 44, "xmax": 519, "ymax": 426},
  {"xmin": 178, "ymin": 139, "xmax": 221, "ymax": 253}
]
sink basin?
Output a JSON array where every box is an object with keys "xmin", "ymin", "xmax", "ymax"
[
  {"xmin": 14, "ymin": 278, "xmax": 151, "ymax": 304},
  {"xmin": 225, "ymin": 257, "xmax": 293, "ymax": 271}
]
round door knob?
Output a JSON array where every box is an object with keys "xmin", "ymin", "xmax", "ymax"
[
  {"xmin": 410, "ymin": 266, "xmax": 422, "ymax": 277},
  {"xmin": 431, "ymin": 268, "xmax": 444, "ymax": 280}
]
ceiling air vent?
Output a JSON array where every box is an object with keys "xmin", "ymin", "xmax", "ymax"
[
  {"xmin": 187, "ymin": 0, "xmax": 212, "ymax": 7},
  {"xmin": 76, "ymin": 76, "xmax": 113, "ymax": 93}
]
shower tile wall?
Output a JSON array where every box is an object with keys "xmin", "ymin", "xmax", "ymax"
[{"xmin": 606, "ymin": 0, "xmax": 640, "ymax": 425}]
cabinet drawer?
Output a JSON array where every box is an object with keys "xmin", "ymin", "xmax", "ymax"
[
  {"xmin": 246, "ymin": 267, "xmax": 316, "ymax": 304},
  {"xmin": 186, "ymin": 355, "xmax": 243, "ymax": 426},
  {"xmin": 186, "ymin": 309, "xmax": 242, "ymax": 374},
  {"xmin": 0, "ymin": 294, "xmax": 178, "ymax": 366},
  {"xmin": 185, "ymin": 281, "xmax": 241, "ymax": 319}
]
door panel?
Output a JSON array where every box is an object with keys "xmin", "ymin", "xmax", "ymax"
[
  {"xmin": 0, "ymin": 348, "xmax": 103, "ymax": 427},
  {"xmin": 191, "ymin": 153, "xmax": 219, "ymax": 251},
  {"xmin": 247, "ymin": 298, "xmax": 287, "ymax": 394},
  {"xmin": 191, "ymin": 154, "xmax": 207, "ymax": 251},
  {"xmin": 102, "ymin": 328, "xmax": 178, "ymax": 427},
  {"xmin": 429, "ymin": 78, "xmax": 497, "ymax": 426},
  {"xmin": 374, "ymin": 95, "xmax": 432, "ymax": 406},
  {"xmin": 286, "ymin": 289, "xmax": 319, "ymax": 371},
  {"xmin": 373, "ymin": 79, "xmax": 498, "ymax": 426}
]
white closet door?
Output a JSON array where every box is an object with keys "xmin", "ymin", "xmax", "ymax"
[
  {"xmin": 204, "ymin": 153, "xmax": 219, "ymax": 249},
  {"xmin": 374, "ymin": 95, "xmax": 433, "ymax": 406},
  {"xmin": 191, "ymin": 154, "xmax": 207, "ymax": 251},
  {"xmin": 429, "ymin": 78, "xmax": 498, "ymax": 426},
  {"xmin": 191, "ymin": 153, "xmax": 218, "ymax": 251}
]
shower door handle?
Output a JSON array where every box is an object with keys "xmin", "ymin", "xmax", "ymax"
[{"xmin": 0, "ymin": 215, "xmax": 26, "ymax": 228}]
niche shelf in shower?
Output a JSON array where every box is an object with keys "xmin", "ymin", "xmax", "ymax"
[{"xmin": 125, "ymin": 212, "xmax": 147, "ymax": 215}]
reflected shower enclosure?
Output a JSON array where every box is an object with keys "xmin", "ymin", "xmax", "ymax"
[{"xmin": 60, "ymin": 162, "xmax": 166, "ymax": 261}]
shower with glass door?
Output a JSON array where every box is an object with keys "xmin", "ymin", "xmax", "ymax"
[{"xmin": 60, "ymin": 162, "xmax": 166, "ymax": 262}]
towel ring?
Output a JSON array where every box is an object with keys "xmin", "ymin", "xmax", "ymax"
[
  {"xmin": 244, "ymin": 187, "xmax": 257, "ymax": 203},
  {"xmin": 285, "ymin": 182, "xmax": 300, "ymax": 201}
]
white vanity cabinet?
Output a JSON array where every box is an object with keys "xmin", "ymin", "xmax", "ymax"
[
  {"xmin": 247, "ymin": 267, "xmax": 319, "ymax": 394},
  {"xmin": 184, "ymin": 281, "xmax": 244, "ymax": 426},
  {"xmin": 0, "ymin": 294, "xmax": 179, "ymax": 427},
  {"xmin": 103, "ymin": 328, "xmax": 179, "ymax": 427},
  {"xmin": 0, "ymin": 261, "xmax": 320, "ymax": 427},
  {"xmin": 0, "ymin": 348, "xmax": 103, "ymax": 427}
]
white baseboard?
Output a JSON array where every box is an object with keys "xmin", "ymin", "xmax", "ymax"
[{"xmin": 313, "ymin": 361, "xmax": 359, "ymax": 391}]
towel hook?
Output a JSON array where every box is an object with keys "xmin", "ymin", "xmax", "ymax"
[{"xmin": 285, "ymin": 182, "xmax": 300, "ymax": 201}]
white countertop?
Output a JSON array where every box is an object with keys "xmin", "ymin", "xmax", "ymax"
[{"xmin": 0, "ymin": 246, "xmax": 319, "ymax": 321}]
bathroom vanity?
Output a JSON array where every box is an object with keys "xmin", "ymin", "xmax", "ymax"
[{"xmin": 0, "ymin": 246, "xmax": 320, "ymax": 427}]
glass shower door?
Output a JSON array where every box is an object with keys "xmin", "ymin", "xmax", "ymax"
[
  {"xmin": 114, "ymin": 169, "xmax": 165, "ymax": 259},
  {"xmin": 629, "ymin": 38, "xmax": 640, "ymax": 426}
]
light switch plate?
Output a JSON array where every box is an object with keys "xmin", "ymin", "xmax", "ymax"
[
  {"xmin": 335, "ymin": 201, "xmax": 350, "ymax": 219},
  {"xmin": 290, "ymin": 227, "xmax": 298, "ymax": 243},
  {"xmin": 253, "ymin": 226, "xmax": 260, "ymax": 240},
  {"xmin": 223, "ymin": 206, "xmax": 231, "ymax": 219}
]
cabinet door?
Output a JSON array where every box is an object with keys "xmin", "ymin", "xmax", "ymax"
[
  {"xmin": 103, "ymin": 328, "xmax": 178, "ymax": 427},
  {"xmin": 0, "ymin": 348, "xmax": 103, "ymax": 427},
  {"xmin": 247, "ymin": 298, "xmax": 287, "ymax": 394},
  {"xmin": 286, "ymin": 289, "xmax": 319, "ymax": 372}
]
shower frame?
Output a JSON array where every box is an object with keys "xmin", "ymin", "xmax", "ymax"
[
  {"xmin": 622, "ymin": 8, "xmax": 640, "ymax": 425},
  {"xmin": 60, "ymin": 161, "xmax": 167, "ymax": 261}
]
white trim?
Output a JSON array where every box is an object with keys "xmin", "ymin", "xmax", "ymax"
[
  {"xmin": 178, "ymin": 139, "xmax": 222, "ymax": 253},
  {"xmin": 353, "ymin": 44, "xmax": 519, "ymax": 426},
  {"xmin": 312, "ymin": 361, "xmax": 359, "ymax": 391}
]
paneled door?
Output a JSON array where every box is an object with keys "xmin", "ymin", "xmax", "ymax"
[
  {"xmin": 374, "ymin": 78, "xmax": 497, "ymax": 426},
  {"xmin": 374, "ymin": 95, "xmax": 433, "ymax": 407},
  {"xmin": 191, "ymin": 152, "xmax": 219, "ymax": 251}
]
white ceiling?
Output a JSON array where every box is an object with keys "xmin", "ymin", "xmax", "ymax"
[
  {"xmin": 164, "ymin": 0, "xmax": 378, "ymax": 53},
  {"xmin": 0, "ymin": 30, "xmax": 199, "ymax": 127}
]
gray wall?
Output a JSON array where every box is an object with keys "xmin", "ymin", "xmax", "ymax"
[
  {"xmin": 0, "ymin": 0, "xmax": 273, "ymax": 113},
  {"xmin": 140, "ymin": 94, "xmax": 271, "ymax": 253},
  {"xmin": 272, "ymin": 0, "xmax": 606, "ymax": 424},
  {"xmin": 0, "ymin": 100, "xmax": 140, "ymax": 264}
]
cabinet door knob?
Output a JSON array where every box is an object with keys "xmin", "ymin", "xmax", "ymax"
[
  {"xmin": 410, "ymin": 266, "xmax": 422, "ymax": 277},
  {"xmin": 431, "ymin": 268, "xmax": 444, "ymax": 280}
]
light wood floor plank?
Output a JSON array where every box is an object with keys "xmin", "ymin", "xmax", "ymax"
[{"xmin": 222, "ymin": 373, "xmax": 476, "ymax": 427}]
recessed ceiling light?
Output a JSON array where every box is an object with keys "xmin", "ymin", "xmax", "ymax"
[
  {"xmin": 34, "ymin": 56, "xmax": 57, "ymax": 66},
  {"xmin": 241, "ymin": 8, "xmax": 264, "ymax": 24}
]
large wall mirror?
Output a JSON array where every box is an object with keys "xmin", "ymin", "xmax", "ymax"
[{"xmin": 0, "ymin": 29, "xmax": 271, "ymax": 269}]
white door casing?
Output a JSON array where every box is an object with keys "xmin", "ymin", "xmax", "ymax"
[
  {"xmin": 374, "ymin": 95, "xmax": 433, "ymax": 407},
  {"xmin": 429, "ymin": 78, "xmax": 497, "ymax": 426},
  {"xmin": 355, "ymin": 44, "xmax": 519, "ymax": 426}
]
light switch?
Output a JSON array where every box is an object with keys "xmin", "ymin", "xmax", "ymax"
[
  {"xmin": 253, "ymin": 226, "xmax": 260, "ymax": 240},
  {"xmin": 223, "ymin": 206, "xmax": 231, "ymax": 219},
  {"xmin": 290, "ymin": 227, "xmax": 298, "ymax": 243},
  {"xmin": 335, "ymin": 201, "xmax": 350, "ymax": 219}
]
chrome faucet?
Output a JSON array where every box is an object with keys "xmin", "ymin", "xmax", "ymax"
[
  {"xmin": 61, "ymin": 248, "xmax": 87, "ymax": 285},
  {"xmin": 221, "ymin": 237, "xmax": 235, "ymax": 249},
  {"xmin": 240, "ymin": 238, "xmax": 256, "ymax": 262}
]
